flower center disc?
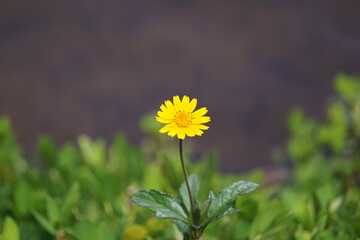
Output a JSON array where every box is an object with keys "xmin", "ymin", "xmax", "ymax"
[{"xmin": 174, "ymin": 112, "xmax": 192, "ymax": 128}]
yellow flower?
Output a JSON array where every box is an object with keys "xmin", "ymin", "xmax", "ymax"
[
  {"xmin": 123, "ymin": 224, "xmax": 148, "ymax": 240},
  {"xmin": 156, "ymin": 95, "xmax": 210, "ymax": 139}
]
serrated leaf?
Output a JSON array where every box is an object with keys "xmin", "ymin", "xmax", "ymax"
[
  {"xmin": 130, "ymin": 189, "xmax": 188, "ymax": 223},
  {"xmin": 179, "ymin": 174, "xmax": 199, "ymax": 214},
  {"xmin": 205, "ymin": 181, "xmax": 258, "ymax": 224},
  {"xmin": 172, "ymin": 219, "xmax": 190, "ymax": 237},
  {"xmin": 2, "ymin": 216, "xmax": 20, "ymax": 240},
  {"xmin": 208, "ymin": 207, "xmax": 241, "ymax": 224},
  {"xmin": 200, "ymin": 191, "xmax": 215, "ymax": 221}
]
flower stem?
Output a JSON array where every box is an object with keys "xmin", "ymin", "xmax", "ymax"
[{"xmin": 179, "ymin": 139, "xmax": 195, "ymax": 216}]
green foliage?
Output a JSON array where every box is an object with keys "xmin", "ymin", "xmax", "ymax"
[
  {"xmin": 130, "ymin": 190, "xmax": 188, "ymax": 223},
  {"xmin": 131, "ymin": 175, "xmax": 258, "ymax": 238},
  {"xmin": 179, "ymin": 174, "xmax": 199, "ymax": 215},
  {"xmin": 204, "ymin": 181, "xmax": 258, "ymax": 226},
  {"xmin": 1, "ymin": 216, "xmax": 20, "ymax": 240},
  {"xmin": 334, "ymin": 73, "xmax": 360, "ymax": 102},
  {"xmin": 0, "ymin": 73, "xmax": 359, "ymax": 239}
]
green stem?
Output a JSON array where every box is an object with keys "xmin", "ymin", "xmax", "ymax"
[
  {"xmin": 179, "ymin": 139, "xmax": 195, "ymax": 216},
  {"xmin": 179, "ymin": 139, "xmax": 202, "ymax": 240}
]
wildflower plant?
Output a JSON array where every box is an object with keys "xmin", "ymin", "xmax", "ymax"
[{"xmin": 130, "ymin": 95, "xmax": 258, "ymax": 240}]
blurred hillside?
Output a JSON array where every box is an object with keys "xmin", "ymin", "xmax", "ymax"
[{"xmin": 0, "ymin": 0, "xmax": 359, "ymax": 172}]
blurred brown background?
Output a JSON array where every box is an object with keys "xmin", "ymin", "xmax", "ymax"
[{"xmin": 0, "ymin": 0, "xmax": 359, "ymax": 172}]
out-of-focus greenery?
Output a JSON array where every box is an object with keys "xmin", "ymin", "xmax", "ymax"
[{"xmin": 1, "ymin": 74, "xmax": 360, "ymax": 240}]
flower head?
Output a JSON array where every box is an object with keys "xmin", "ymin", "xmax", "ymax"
[{"xmin": 156, "ymin": 95, "xmax": 210, "ymax": 139}]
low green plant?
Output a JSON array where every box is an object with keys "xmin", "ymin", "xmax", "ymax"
[
  {"xmin": 0, "ymin": 74, "xmax": 359, "ymax": 240},
  {"xmin": 131, "ymin": 95, "xmax": 258, "ymax": 240}
]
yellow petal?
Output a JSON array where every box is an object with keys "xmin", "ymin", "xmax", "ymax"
[
  {"xmin": 168, "ymin": 128, "xmax": 178, "ymax": 137},
  {"xmin": 157, "ymin": 111, "xmax": 173, "ymax": 119},
  {"xmin": 196, "ymin": 130, "xmax": 204, "ymax": 136},
  {"xmin": 185, "ymin": 128, "xmax": 195, "ymax": 137},
  {"xmin": 173, "ymin": 96, "xmax": 182, "ymax": 112},
  {"xmin": 177, "ymin": 129, "xmax": 186, "ymax": 139},
  {"xmin": 187, "ymin": 98, "xmax": 197, "ymax": 113},
  {"xmin": 160, "ymin": 104, "xmax": 167, "ymax": 112},
  {"xmin": 197, "ymin": 124, "xmax": 209, "ymax": 130},
  {"xmin": 159, "ymin": 124, "xmax": 174, "ymax": 133},
  {"xmin": 165, "ymin": 100, "xmax": 176, "ymax": 114},
  {"xmin": 194, "ymin": 129, "xmax": 204, "ymax": 136},
  {"xmin": 192, "ymin": 107, "xmax": 208, "ymax": 118},
  {"xmin": 156, "ymin": 117, "xmax": 172, "ymax": 123},
  {"xmin": 182, "ymin": 95, "xmax": 190, "ymax": 109},
  {"xmin": 192, "ymin": 116, "xmax": 211, "ymax": 124}
]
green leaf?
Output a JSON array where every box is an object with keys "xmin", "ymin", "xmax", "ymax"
[
  {"xmin": 31, "ymin": 210, "xmax": 57, "ymax": 235},
  {"xmin": 74, "ymin": 220, "xmax": 115, "ymax": 240},
  {"xmin": 61, "ymin": 183, "xmax": 80, "ymax": 219},
  {"xmin": 205, "ymin": 181, "xmax": 258, "ymax": 224},
  {"xmin": 130, "ymin": 189, "xmax": 188, "ymax": 223},
  {"xmin": 78, "ymin": 135, "xmax": 106, "ymax": 166},
  {"xmin": 249, "ymin": 201, "xmax": 285, "ymax": 238},
  {"xmin": 179, "ymin": 174, "xmax": 199, "ymax": 214},
  {"xmin": 46, "ymin": 196, "xmax": 60, "ymax": 226},
  {"xmin": 37, "ymin": 135, "xmax": 57, "ymax": 167},
  {"xmin": 334, "ymin": 73, "xmax": 360, "ymax": 102},
  {"xmin": 172, "ymin": 219, "xmax": 190, "ymax": 238},
  {"xmin": 14, "ymin": 180, "xmax": 32, "ymax": 216},
  {"xmin": 2, "ymin": 216, "xmax": 20, "ymax": 240},
  {"xmin": 200, "ymin": 191, "xmax": 215, "ymax": 222},
  {"xmin": 354, "ymin": 98, "xmax": 360, "ymax": 137},
  {"xmin": 57, "ymin": 143, "xmax": 80, "ymax": 171}
]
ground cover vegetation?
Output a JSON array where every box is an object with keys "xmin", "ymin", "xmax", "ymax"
[{"xmin": 0, "ymin": 74, "xmax": 359, "ymax": 240}]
